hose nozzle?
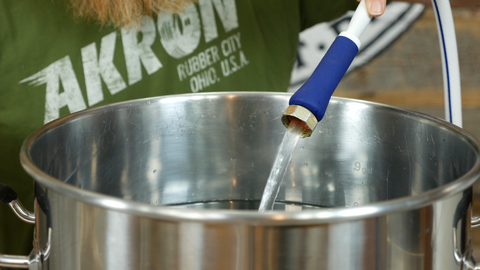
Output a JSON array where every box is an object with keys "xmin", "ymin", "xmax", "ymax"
[
  {"xmin": 281, "ymin": 105, "xmax": 318, "ymax": 138},
  {"xmin": 284, "ymin": 0, "xmax": 371, "ymax": 138}
]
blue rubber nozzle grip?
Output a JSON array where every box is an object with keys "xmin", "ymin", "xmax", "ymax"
[{"xmin": 289, "ymin": 35, "xmax": 359, "ymax": 121}]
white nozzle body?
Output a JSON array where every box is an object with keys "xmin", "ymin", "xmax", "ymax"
[{"xmin": 340, "ymin": 0, "xmax": 373, "ymax": 49}]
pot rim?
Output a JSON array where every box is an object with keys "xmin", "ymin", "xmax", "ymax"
[{"xmin": 19, "ymin": 92, "xmax": 480, "ymax": 225}]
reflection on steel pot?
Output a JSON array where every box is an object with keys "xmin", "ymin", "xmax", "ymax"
[{"xmin": 2, "ymin": 93, "xmax": 480, "ymax": 269}]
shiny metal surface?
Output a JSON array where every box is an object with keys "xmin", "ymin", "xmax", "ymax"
[
  {"xmin": 18, "ymin": 93, "xmax": 480, "ymax": 269},
  {"xmin": 0, "ymin": 247, "xmax": 41, "ymax": 270},
  {"xmin": 0, "ymin": 196, "xmax": 39, "ymax": 268},
  {"xmin": 281, "ymin": 105, "xmax": 318, "ymax": 137},
  {"xmin": 0, "ymin": 254, "xmax": 30, "ymax": 269},
  {"xmin": 9, "ymin": 199, "xmax": 36, "ymax": 224},
  {"xmin": 472, "ymin": 215, "xmax": 480, "ymax": 228}
]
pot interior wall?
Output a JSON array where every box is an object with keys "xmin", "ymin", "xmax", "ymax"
[{"xmin": 28, "ymin": 94, "xmax": 479, "ymax": 209}]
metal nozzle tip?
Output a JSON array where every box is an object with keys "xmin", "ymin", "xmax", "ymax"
[{"xmin": 281, "ymin": 105, "xmax": 318, "ymax": 138}]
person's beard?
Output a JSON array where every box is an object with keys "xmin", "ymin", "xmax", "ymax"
[{"xmin": 70, "ymin": 0, "xmax": 195, "ymax": 28}]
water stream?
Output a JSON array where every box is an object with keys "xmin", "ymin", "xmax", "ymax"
[{"xmin": 258, "ymin": 120, "xmax": 304, "ymax": 212}]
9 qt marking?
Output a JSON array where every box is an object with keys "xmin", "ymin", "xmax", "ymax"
[{"xmin": 354, "ymin": 162, "xmax": 372, "ymax": 174}]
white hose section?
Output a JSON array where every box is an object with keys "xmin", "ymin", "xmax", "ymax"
[
  {"xmin": 344, "ymin": 0, "xmax": 372, "ymax": 47},
  {"xmin": 339, "ymin": 0, "xmax": 373, "ymax": 50},
  {"xmin": 431, "ymin": 0, "xmax": 462, "ymax": 127}
]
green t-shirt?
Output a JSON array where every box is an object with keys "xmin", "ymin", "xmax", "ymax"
[{"xmin": 0, "ymin": 0, "xmax": 358, "ymax": 257}]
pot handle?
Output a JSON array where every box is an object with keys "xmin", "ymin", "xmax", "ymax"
[
  {"xmin": 472, "ymin": 215, "xmax": 480, "ymax": 228},
  {"xmin": 0, "ymin": 182, "xmax": 37, "ymax": 269},
  {"xmin": 461, "ymin": 201, "xmax": 480, "ymax": 269},
  {"xmin": 465, "ymin": 215, "xmax": 480, "ymax": 269}
]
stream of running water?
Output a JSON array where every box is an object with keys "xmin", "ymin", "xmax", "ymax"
[{"xmin": 258, "ymin": 120, "xmax": 304, "ymax": 212}]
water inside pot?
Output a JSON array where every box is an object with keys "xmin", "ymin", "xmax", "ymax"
[{"xmin": 167, "ymin": 199, "xmax": 328, "ymax": 211}]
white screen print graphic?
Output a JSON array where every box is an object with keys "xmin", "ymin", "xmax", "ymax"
[{"xmin": 21, "ymin": 0, "xmax": 243, "ymax": 124}]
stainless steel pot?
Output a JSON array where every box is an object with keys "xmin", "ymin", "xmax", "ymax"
[{"xmin": 1, "ymin": 93, "xmax": 480, "ymax": 270}]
